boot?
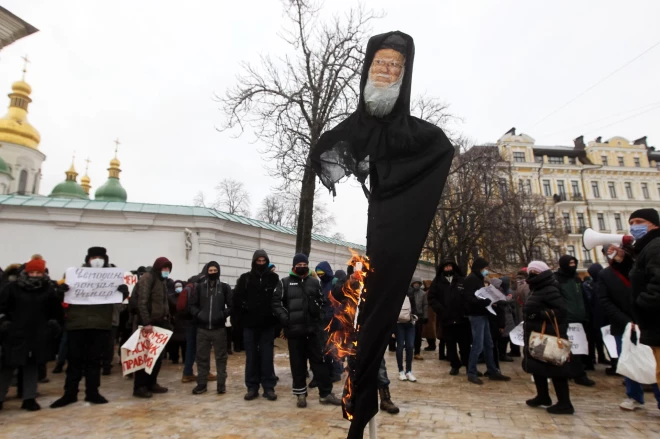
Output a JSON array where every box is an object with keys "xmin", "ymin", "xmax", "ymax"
[
  {"xmin": 150, "ymin": 383, "xmax": 169, "ymax": 394},
  {"xmin": 378, "ymin": 387, "xmax": 399, "ymax": 414},
  {"xmin": 21, "ymin": 399, "xmax": 41, "ymax": 411},
  {"xmin": 84, "ymin": 393, "xmax": 109, "ymax": 404},
  {"xmin": 244, "ymin": 388, "xmax": 259, "ymax": 400},
  {"xmin": 50, "ymin": 393, "xmax": 78, "ymax": 409},
  {"xmin": 132, "ymin": 387, "xmax": 153, "ymax": 399},
  {"xmin": 297, "ymin": 394, "xmax": 307, "ymax": 408}
]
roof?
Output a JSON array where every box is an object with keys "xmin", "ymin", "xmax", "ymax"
[
  {"xmin": 0, "ymin": 6, "xmax": 38, "ymax": 50},
  {"xmin": 0, "ymin": 194, "xmax": 367, "ymax": 251}
]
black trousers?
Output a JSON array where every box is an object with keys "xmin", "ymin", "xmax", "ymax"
[
  {"xmin": 444, "ymin": 324, "xmax": 471, "ymax": 369},
  {"xmin": 102, "ymin": 326, "xmax": 118, "ymax": 369},
  {"xmin": 498, "ymin": 337, "xmax": 510, "ymax": 358},
  {"xmin": 133, "ymin": 356, "xmax": 163, "ymax": 391},
  {"xmin": 587, "ymin": 323, "xmax": 606, "ymax": 365},
  {"xmin": 64, "ymin": 329, "xmax": 109, "ymax": 397},
  {"xmin": 533, "ymin": 374, "xmax": 571, "ymax": 406},
  {"xmin": 288, "ymin": 331, "xmax": 332, "ymax": 397},
  {"xmin": 414, "ymin": 320, "xmax": 423, "ymax": 355}
]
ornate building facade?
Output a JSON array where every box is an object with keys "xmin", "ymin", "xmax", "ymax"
[{"xmin": 497, "ymin": 128, "xmax": 660, "ymax": 269}]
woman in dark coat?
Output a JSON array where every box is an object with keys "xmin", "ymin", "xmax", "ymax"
[
  {"xmin": 523, "ymin": 261, "xmax": 575, "ymax": 415},
  {"xmin": 0, "ymin": 256, "xmax": 62, "ymax": 411}
]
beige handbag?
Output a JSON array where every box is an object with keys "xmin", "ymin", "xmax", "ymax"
[{"xmin": 528, "ymin": 311, "xmax": 572, "ymax": 366}]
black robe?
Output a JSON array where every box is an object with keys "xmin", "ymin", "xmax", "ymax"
[{"xmin": 311, "ymin": 31, "xmax": 454, "ymax": 438}]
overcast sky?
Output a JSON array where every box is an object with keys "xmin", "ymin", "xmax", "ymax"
[{"xmin": 2, "ymin": 0, "xmax": 659, "ymax": 245}]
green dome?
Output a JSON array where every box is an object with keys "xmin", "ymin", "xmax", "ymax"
[
  {"xmin": 0, "ymin": 156, "xmax": 11, "ymax": 177},
  {"xmin": 95, "ymin": 177, "xmax": 127, "ymax": 202},
  {"xmin": 49, "ymin": 179, "xmax": 89, "ymax": 200}
]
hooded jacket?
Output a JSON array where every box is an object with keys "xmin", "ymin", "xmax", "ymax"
[
  {"xmin": 463, "ymin": 257, "xmax": 491, "ymax": 316},
  {"xmin": 315, "ymin": 261, "xmax": 335, "ymax": 323},
  {"xmin": 233, "ymin": 250, "xmax": 279, "ymax": 328},
  {"xmin": 555, "ymin": 255, "xmax": 587, "ymax": 323},
  {"xmin": 136, "ymin": 257, "xmax": 172, "ymax": 327},
  {"xmin": 407, "ymin": 276, "xmax": 428, "ymax": 320},
  {"xmin": 272, "ymin": 269, "xmax": 323, "ymax": 338},
  {"xmin": 428, "ymin": 260, "xmax": 467, "ymax": 326},
  {"xmin": 189, "ymin": 261, "xmax": 232, "ymax": 330},
  {"xmin": 598, "ymin": 263, "xmax": 633, "ymax": 337},
  {"xmin": 630, "ymin": 228, "xmax": 660, "ymax": 346}
]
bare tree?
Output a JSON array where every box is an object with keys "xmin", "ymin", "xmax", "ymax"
[
  {"xmin": 215, "ymin": 179, "xmax": 251, "ymax": 216},
  {"xmin": 193, "ymin": 191, "xmax": 220, "ymax": 210},
  {"xmin": 217, "ymin": 0, "xmax": 380, "ymax": 255},
  {"xmin": 256, "ymin": 188, "xmax": 336, "ymax": 234},
  {"xmin": 331, "ymin": 232, "xmax": 346, "ymax": 241},
  {"xmin": 257, "ymin": 194, "xmax": 288, "ymax": 225}
]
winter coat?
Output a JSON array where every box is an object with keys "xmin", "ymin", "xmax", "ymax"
[
  {"xmin": 428, "ymin": 269, "xmax": 468, "ymax": 327},
  {"xmin": 597, "ymin": 263, "xmax": 633, "ymax": 337},
  {"xmin": 555, "ymin": 257, "xmax": 587, "ymax": 323},
  {"xmin": 630, "ymin": 228, "xmax": 660, "ymax": 347},
  {"xmin": 522, "ymin": 270, "xmax": 575, "ymax": 378},
  {"xmin": 65, "ymin": 262, "xmax": 117, "ymax": 331},
  {"xmin": 167, "ymin": 292, "xmax": 186, "ymax": 342},
  {"xmin": 464, "ymin": 273, "xmax": 490, "ymax": 316},
  {"xmin": 315, "ymin": 261, "xmax": 335, "ymax": 324},
  {"xmin": 234, "ymin": 250, "xmax": 280, "ymax": 328},
  {"xmin": 135, "ymin": 271, "xmax": 170, "ymax": 327},
  {"xmin": 0, "ymin": 275, "xmax": 62, "ymax": 367},
  {"xmin": 408, "ymin": 277, "xmax": 428, "ymax": 321},
  {"xmin": 583, "ymin": 264, "xmax": 605, "ymax": 330},
  {"xmin": 190, "ymin": 279, "xmax": 232, "ymax": 330},
  {"xmin": 421, "ymin": 281, "xmax": 437, "ymax": 339},
  {"xmin": 272, "ymin": 273, "xmax": 323, "ymax": 338},
  {"xmin": 513, "ymin": 279, "xmax": 531, "ymax": 323}
]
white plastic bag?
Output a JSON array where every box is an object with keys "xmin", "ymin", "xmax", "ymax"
[{"xmin": 616, "ymin": 323, "xmax": 657, "ymax": 385}]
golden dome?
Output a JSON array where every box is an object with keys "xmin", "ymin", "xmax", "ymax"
[
  {"xmin": 110, "ymin": 157, "xmax": 120, "ymax": 168},
  {"xmin": 81, "ymin": 174, "xmax": 90, "ymax": 184},
  {"xmin": 0, "ymin": 79, "xmax": 40, "ymax": 149}
]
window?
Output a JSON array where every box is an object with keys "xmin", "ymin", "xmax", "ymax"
[
  {"xmin": 32, "ymin": 173, "xmax": 39, "ymax": 194},
  {"xmin": 591, "ymin": 182, "xmax": 600, "ymax": 198},
  {"xmin": 577, "ymin": 213, "xmax": 586, "ymax": 230},
  {"xmin": 602, "ymin": 156, "xmax": 609, "ymax": 166},
  {"xmin": 548, "ymin": 211, "xmax": 556, "ymax": 227},
  {"xmin": 513, "ymin": 152, "xmax": 525, "ymax": 163},
  {"xmin": 18, "ymin": 170, "xmax": 28, "ymax": 195},
  {"xmin": 608, "ymin": 182, "xmax": 617, "ymax": 198},
  {"xmin": 642, "ymin": 183, "xmax": 650, "ymax": 199},
  {"xmin": 542, "ymin": 180, "xmax": 552, "ymax": 197},
  {"xmin": 618, "ymin": 156, "xmax": 625, "ymax": 167},
  {"xmin": 583, "ymin": 248, "xmax": 592, "ymax": 263},
  {"xmin": 568, "ymin": 157, "xmax": 577, "ymax": 165},
  {"xmin": 557, "ymin": 180, "xmax": 566, "ymax": 195},
  {"xmin": 553, "ymin": 246, "xmax": 561, "ymax": 260},
  {"xmin": 523, "ymin": 212, "xmax": 536, "ymax": 227},
  {"xmin": 506, "ymin": 248, "xmax": 517, "ymax": 264},
  {"xmin": 567, "ymin": 245, "xmax": 576, "ymax": 258},
  {"xmin": 534, "ymin": 155, "xmax": 543, "ymax": 164},
  {"xmin": 562, "ymin": 212, "xmax": 571, "ymax": 233},
  {"xmin": 549, "ymin": 156, "xmax": 564, "ymax": 164},
  {"xmin": 634, "ymin": 157, "xmax": 641, "ymax": 167},
  {"xmin": 597, "ymin": 213, "xmax": 607, "ymax": 231},
  {"xmin": 523, "ymin": 179, "xmax": 532, "ymax": 194},
  {"xmin": 482, "ymin": 181, "xmax": 492, "ymax": 196},
  {"xmin": 532, "ymin": 246, "xmax": 543, "ymax": 261},
  {"xmin": 625, "ymin": 182, "xmax": 633, "ymax": 199},
  {"xmin": 615, "ymin": 213, "xmax": 623, "ymax": 231},
  {"xmin": 498, "ymin": 178, "xmax": 508, "ymax": 195},
  {"xmin": 571, "ymin": 180, "xmax": 580, "ymax": 196}
]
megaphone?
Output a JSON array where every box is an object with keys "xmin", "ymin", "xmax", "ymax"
[{"xmin": 582, "ymin": 228, "xmax": 634, "ymax": 250}]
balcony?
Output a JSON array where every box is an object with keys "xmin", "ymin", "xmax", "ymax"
[
  {"xmin": 572, "ymin": 194, "xmax": 584, "ymax": 201},
  {"xmin": 553, "ymin": 193, "xmax": 585, "ymax": 204},
  {"xmin": 577, "ymin": 226, "xmax": 588, "ymax": 234},
  {"xmin": 563, "ymin": 226, "xmax": 573, "ymax": 234}
]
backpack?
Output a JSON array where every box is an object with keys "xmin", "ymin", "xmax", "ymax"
[
  {"xmin": 129, "ymin": 274, "xmax": 156, "ymax": 315},
  {"xmin": 177, "ymin": 283, "xmax": 194, "ymax": 315},
  {"xmin": 398, "ymin": 295, "xmax": 412, "ymax": 323}
]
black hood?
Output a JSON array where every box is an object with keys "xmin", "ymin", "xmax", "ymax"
[
  {"xmin": 471, "ymin": 257, "xmax": 489, "ymax": 275},
  {"xmin": 558, "ymin": 255, "xmax": 578, "ymax": 276},
  {"xmin": 252, "ymin": 249, "xmax": 270, "ymax": 271},
  {"xmin": 587, "ymin": 263, "xmax": 603, "ymax": 282},
  {"xmin": 438, "ymin": 259, "xmax": 461, "ymax": 277},
  {"xmin": 204, "ymin": 261, "xmax": 220, "ymax": 277}
]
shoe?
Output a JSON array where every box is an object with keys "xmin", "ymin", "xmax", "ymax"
[
  {"xmin": 499, "ymin": 355, "xmax": 514, "ymax": 362},
  {"xmin": 405, "ymin": 372, "xmax": 417, "ymax": 382},
  {"xmin": 297, "ymin": 394, "xmax": 307, "ymax": 408},
  {"xmin": 378, "ymin": 387, "xmax": 399, "ymax": 414},
  {"xmin": 50, "ymin": 393, "xmax": 78, "ymax": 408},
  {"xmin": 546, "ymin": 403, "xmax": 574, "ymax": 415},
  {"xmin": 52, "ymin": 365, "xmax": 64, "ymax": 374},
  {"xmin": 449, "ymin": 368, "xmax": 460, "ymax": 376},
  {"xmin": 38, "ymin": 378, "xmax": 50, "ymax": 384},
  {"xmin": 605, "ymin": 367, "xmax": 619, "ymax": 376},
  {"xmin": 208, "ymin": 373, "xmax": 217, "ymax": 382},
  {"xmin": 319, "ymin": 393, "xmax": 342, "ymax": 406},
  {"xmin": 476, "ymin": 371, "xmax": 484, "ymax": 377},
  {"xmin": 84, "ymin": 393, "xmax": 109, "ymax": 404},
  {"xmin": 619, "ymin": 398, "xmax": 643, "ymax": 411},
  {"xmin": 244, "ymin": 388, "xmax": 259, "ymax": 401},
  {"xmin": 192, "ymin": 385, "xmax": 208, "ymax": 395},
  {"xmin": 424, "ymin": 346, "xmax": 436, "ymax": 351},
  {"xmin": 488, "ymin": 373, "xmax": 511, "ymax": 382},
  {"xmin": 133, "ymin": 387, "xmax": 153, "ymax": 399},
  {"xmin": 526, "ymin": 396, "xmax": 552, "ymax": 407},
  {"xmin": 468, "ymin": 376, "xmax": 484, "ymax": 385},
  {"xmin": 275, "ymin": 375, "xmax": 280, "ymax": 382},
  {"xmin": 21, "ymin": 399, "xmax": 40, "ymax": 411},
  {"xmin": 309, "ymin": 379, "xmax": 318, "ymax": 388},
  {"xmin": 439, "ymin": 355, "xmax": 448, "ymax": 361},
  {"xmin": 227, "ymin": 350, "xmax": 233, "ymax": 355},
  {"xmin": 150, "ymin": 383, "xmax": 169, "ymax": 394},
  {"xmin": 263, "ymin": 389, "xmax": 277, "ymax": 401},
  {"xmin": 643, "ymin": 384, "xmax": 655, "ymax": 393},
  {"xmin": 414, "ymin": 354, "xmax": 424, "ymax": 361},
  {"xmin": 574, "ymin": 376, "xmax": 595, "ymax": 387},
  {"xmin": 398, "ymin": 371, "xmax": 407, "ymax": 381},
  {"xmin": 182, "ymin": 374, "xmax": 197, "ymax": 383},
  {"xmin": 217, "ymin": 386, "xmax": 226, "ymax": 394},
  {"xmin": 0, "ymin": 402, "xmax": 3, "ymax": 410},
  {"xmin": 102, "ymin": 367, "xmax": 112, "ymax": 376}
]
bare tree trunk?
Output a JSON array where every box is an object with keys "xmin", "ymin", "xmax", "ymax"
[{"xmin": 296, "ymin": 164, "xmax": 316, "ymax": 255}]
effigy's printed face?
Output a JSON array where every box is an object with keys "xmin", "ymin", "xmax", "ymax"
[{"xmin": 368, "ymin": 49, "xmax": 405, "ymax": 88}]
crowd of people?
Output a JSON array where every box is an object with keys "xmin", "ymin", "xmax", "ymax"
[{"xmin": 0, "ymin": 208, "xmax": 658, "ymax": 421}]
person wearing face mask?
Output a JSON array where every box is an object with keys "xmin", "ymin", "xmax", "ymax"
[
  {"xmin": 272, "ymin": 253, "xmax": 342, "ymax": 408},
  {"xmin": 463, "ymin": 257, "xmax": 511, "ymax": 385},
  {"xmin": 51, "ymin": 247, "xmax": 129, "ymax": 408},
  {"xmin": 131, "ymin": 257, "xmax": 173, "ymax": 399},
  {"xmin": 0, "ymin": 255, "xmax": 62, "ymax": 411},
  {"xmin": 408, "ymin": 277, "xmax": 428, "ymax": 361},
  {"xmin": 555, "ymin": 255, "xmax": 595, "ymax": 387},
  {"xmin": 312, "ymin": 261, "xmax": 343, "ymax": 386},
  {"xmin": 233, "ymin": 250, "xmax": 280, "ymax": 401},
  {"xmin": 166, "ymin": 281, "xmax": 187, "ymax": 365},
  {"xmin": 189, "ymin": 261, "xmax": 231, "ymax": 395}
]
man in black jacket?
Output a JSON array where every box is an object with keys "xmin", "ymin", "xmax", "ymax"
[
  {"xmin": 463, "ymin": 257, "xmax": 510, "ymax": 385},
  {"xmin": 272, "ymin": 253, "xmax": 342, "ymax": 408},
  {"xmin": 189, "ymin": 261, "xmax": 231, "ymax": 395},
  {"xmin": 428, "ymin": 260, "xmax": 471, "ymax": 376},
  {"xmin": 233, "ymin": 250, "xmax": 279, "ymax": 402}
]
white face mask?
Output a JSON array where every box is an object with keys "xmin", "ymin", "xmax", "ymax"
[{"xmin": 90, "ymin": 258, "xmax": 105, "ymax": 268}]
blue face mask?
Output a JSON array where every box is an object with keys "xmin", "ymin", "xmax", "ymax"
[
  {"xmin": 175, "ymin": 287, "xmax": 183, "ymax": 293},
  {"xmin": 161, "ymin": 271, "xmax": 170, "ymax": 279},
  {"xmin": 481, "ymin": 269, "xmax": 489, "ymax": 277},
  {"xmin": 630, "ymin": 224, "xmax": 648, "ymax": 240}
]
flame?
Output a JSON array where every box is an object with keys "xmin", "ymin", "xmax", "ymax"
[{"xmin": 325, "ymin": 249, "xmax": 369, "ymax": 420}]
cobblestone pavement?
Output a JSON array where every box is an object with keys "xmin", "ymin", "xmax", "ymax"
[{"xmin": 1, "ymin": 340, "xmax": 659, "ymax": 439}]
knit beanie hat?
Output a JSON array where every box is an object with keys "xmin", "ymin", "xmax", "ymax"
[
  {"xmin": 527, "ymin": 261, "xmax": 550, "ymax": 274},
  {"xmin": 629, "ymin": 208, "xmax": 660, "ymax": 227},
  {"xmin": 292, "ymin": 253, "xmax": 309, "ymax": 266},
  {"xmin": 25, "ymin": 254, "xmax": 46, "ymax": 274}
]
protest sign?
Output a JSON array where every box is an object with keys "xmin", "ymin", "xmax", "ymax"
[
  {"xmin": 123, "ymin": 272, "xmax": 138, "ymax": 288},
  {"xmin": 121, "ymin": 326, "xmax": 172, "ymax": 376},
  {"xmin": 509, "ymin": 322, "xmax": 525, "ymax": 347},
  {"xmin": 601, "ymin": 325, "xmax": 618, "ymax": 359},
  {"xmin": 475, "ymin": 286, "xmax": 506, "ymax": 316},
  {"xmin": 64, "ymin": 267, "xmax": 125, "ymax": 305},
  {"xmin": 568, "ymin": 323, "xmax": 588, "ymax": 355}
]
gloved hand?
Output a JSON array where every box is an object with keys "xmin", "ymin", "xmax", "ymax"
[
  {"xmin": 117, "ymin": 284, "xmax": 129, "ymax": 296},
  {"xmin": 56, "ymin": 283, "xmax": 70, "ymax": 296}
]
